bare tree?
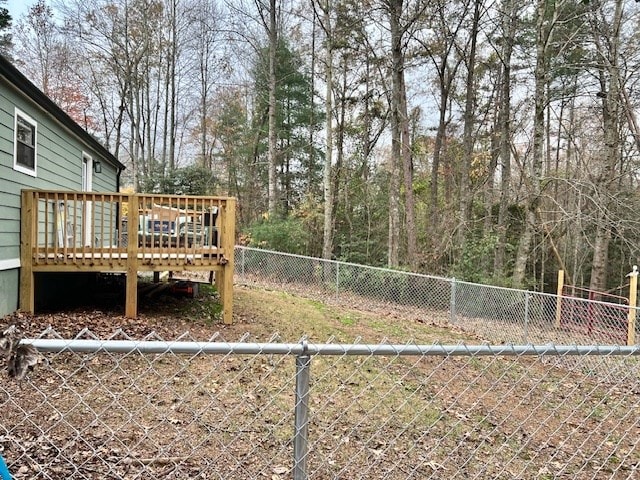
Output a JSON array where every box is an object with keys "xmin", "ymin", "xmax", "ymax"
[
  {"xmin": 455, "ymin": 0, "xmax": 483, "ymax": 255},
  {"xmin": 252, "ymin": 0, "xmax": 280, "ymax": 216},
  {"xmin": 492, "ymin": 0, "xmax": 518, "ymax": 278},
  {"xmin": 512, "ymin": 0, "xmax": 553, "ymax": 287},
  {"xmin": 189, "ymin": 0, "xmax": 224, "ymax": 170},
  {"xmin": 313, "ymin": 0, "xmax": 335, "ymax": 261},
  {"xmin": 413, "ymin": 0, "xmax": 465, "ymax": 248},
  {"xmin": 381, "ymin": 0, "xmax": 426, "ymax": 269},
  {"xmin": 587, "ymin": 0, "xmax": 624, "ymax": 295},
  {"xmin": 13, "ymin": 0, "xmax": 66, "ymax": 98}
]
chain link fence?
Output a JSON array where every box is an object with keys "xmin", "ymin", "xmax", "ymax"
[
  {"xmin": 235, "ymin": 247, "xmax": 638, "ymax": 345},
  {"xmin": 1, "ymin": 331, "xmax": 639, "ymax": 479},
  {"xmin": 2, "ymin": 248, "xmax": 638, "ymax": 478}
]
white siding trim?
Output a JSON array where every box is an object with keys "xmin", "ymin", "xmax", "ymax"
[
  {"xmin": 82, "ymin": 152, "xmax": 94, "ymax": 246},
  {"xmin": 0, "ymin": 258, "xmax": 20, "ymax": 271},
  {"xmin": 13, "ymin": 107, "xmax": 38, "ymax": 177},
  {"xmin": 82, "ymin": 151, "xmax": 94, "ymax": 191}
]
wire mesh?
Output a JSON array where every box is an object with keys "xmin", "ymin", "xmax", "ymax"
[
  {"xmin": 3, "ymin": 247, "xmax": 639, "ymax": 477},
  {"xmin": 235, "ymin": 247, "xmax": 639, "ymax": 345}
]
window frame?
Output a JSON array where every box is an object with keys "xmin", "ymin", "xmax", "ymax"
[{"xmin": 13, "ymin": 108, "xmax": 38, "ymax": 177}]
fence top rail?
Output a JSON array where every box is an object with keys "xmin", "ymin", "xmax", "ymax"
[
  {"xmin": 237, "ymin": 246, "xmax": 455, "ymax": 283},
  {"xmin": 21, "ymin": 339, "xmax": 640, "ymax": 356},
  {"xmin": 237, "ymin": 247, "xmax": 631, "ymax": 303}
]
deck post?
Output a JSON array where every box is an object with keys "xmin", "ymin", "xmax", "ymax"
[
  {"xmin": 221, "ymin": 198, "xmax": 236, "ymax": 324},
  {"xmin": 125, "ymin": 194, "xmax": 139, "ymax": 318},
  {"xmin": 19, "ymin": 191, "xmax": 35, "ymax": 313}
]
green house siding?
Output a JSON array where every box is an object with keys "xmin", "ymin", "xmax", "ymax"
[
  {"xmin": 0, "ymin": 269, "xmax": 18, "ymax": 316},
  {"xmin": 0, "ymin": 60, "xmax": 123, "ymax": 318},
  {"xmin": 94, "ymin": 161, "xmax": 118, "ymax": 191},
  {"xmin": 0, "ymin": 81, "xmax": 118, "ymax": 260}
]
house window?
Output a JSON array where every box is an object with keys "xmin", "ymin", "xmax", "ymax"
[{"xmin": 14, "ymin": 109, "xmax": 37, "ymax": 176}]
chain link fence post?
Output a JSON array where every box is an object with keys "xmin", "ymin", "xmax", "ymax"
[
  {"xmin": 336, "ymin": 261, "xmax": 340, "ymax": 302},
  {"xmin": 294, "ymin": 343, "xmax": 311, "ymax": 480},
  {"xmin": 450, "ymin": 278, "xmax": 457, "ymax": 324},
  {"xmin": 240, "ymin": 247, "xmax": 245, "ymax": 278}
]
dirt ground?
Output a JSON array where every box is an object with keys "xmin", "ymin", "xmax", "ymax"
[{"xmin": 0, "ymin": 282, "xmax": 638, "ymax": 479}]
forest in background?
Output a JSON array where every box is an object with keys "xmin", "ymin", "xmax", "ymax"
[{"xmin": 4, "ymin": 0, "xmax": 640, "ymax": 295}]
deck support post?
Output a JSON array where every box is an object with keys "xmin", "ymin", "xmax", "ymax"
[
  {"xmin": 125, "ymin": 194, "xmax": 138, "ymax": 318},
  {"xmin": 125, "ymin": 269, "xmax": 138, "ymax": 318},
  {"xmin": 19, "ymin": 191, "xmax": 35, "ymax": 313},
  {"xmin": 221, "ymin": 198, "xmax": 236, "ymax": 324}
]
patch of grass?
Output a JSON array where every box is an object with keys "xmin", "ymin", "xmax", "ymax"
[
  {"xmin": 339, "ymin": 315, "xmax": 357, "ymax": 326},
  {"xmin": 125, "ymin": 282, "xmax": 459, "ymax": 345},
  {"xmin": 588, "ymin": 406, "xmax": 605, "ymax": 421},
  {"xmin": 467, "ymin": 356, "xmax": 485, "ymax": 369},
  {"xmin": 306, "ymin": 299, "xmax": 328, "ymax": 312},
  {"xmin": 199, "ymin": 283, "xmax": 217, "ymax": 295},
  {"xmin": 369, "ymin": 319, "xmax": 405, "ymax": 337},
  {"xmin": 171, "ymin": 285, "xmax": 480, "ymax": 345}
]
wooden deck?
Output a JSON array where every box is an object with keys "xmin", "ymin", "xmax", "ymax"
[{"xmin": 20, "ymin": 190, "xmax": 236, "ymax": 323}]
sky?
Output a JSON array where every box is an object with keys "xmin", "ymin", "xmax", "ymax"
[{"xmin": 6, "ymin": 0, "xmax": 35, "ymax": 21}]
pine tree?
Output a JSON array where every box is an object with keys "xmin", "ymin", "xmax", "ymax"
[
  {"xmin": 0, "ymin": 0, "xmax": 11, "ymax": 56},
  {"xmin": 252, "ymin": 39, "xmax": 324, "ymax": 216}
]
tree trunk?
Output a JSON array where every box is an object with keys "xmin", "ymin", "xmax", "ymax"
[
  {"xmin": 399, "ymin": 72, "xmax": 417, "ymax": 270},
  {"xmin": 168, "ymin": 0, "xmax": 178, "ymax": 172},
  {"xmin": 588, "ymin": 0, "xmax": 623, "ymax": 294},
  {"xmin": 589, "ymin": 221, "xmax": 611, "ymax": 298},
  {"xmin": 332, "ymin": 56, "xmax": 348, "ymax": 245},
  {"xmin": 267, "ymin": 0, "xmax": 278, "ymax": 216},
  {"xmin": 322, "ymin": 0, "xmax": 334, "ymax": 261},
  {"xmin": 387, "ymin": 0, "xmax": 403, "ymax": 268},
  {"xmin": 456, "ymin": 0, "xmax": 481, "ymax": 255},
  {"xmin": 493, "ymin": 0, "xmax": 517, "ymax": 277},
  {"xmin": 430, "ymin": 85, "xmax": 447, "ymax": 232},
  {"xmin": 309, "ymin": 11, "xmax": 317, "ymax": 192},
  {"xmin": 512, "ymin": 0, "xmax": 549, "ymax": 287}
]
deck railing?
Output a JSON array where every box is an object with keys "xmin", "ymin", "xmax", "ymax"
[{"xmin": 20, "ymin": 190, "xmax": 236, "ymax": 322}]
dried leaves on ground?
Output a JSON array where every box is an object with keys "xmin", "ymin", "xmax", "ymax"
[{"xmin": 0, "ymin": 284, "xmax": 638, "ymax": 479}]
